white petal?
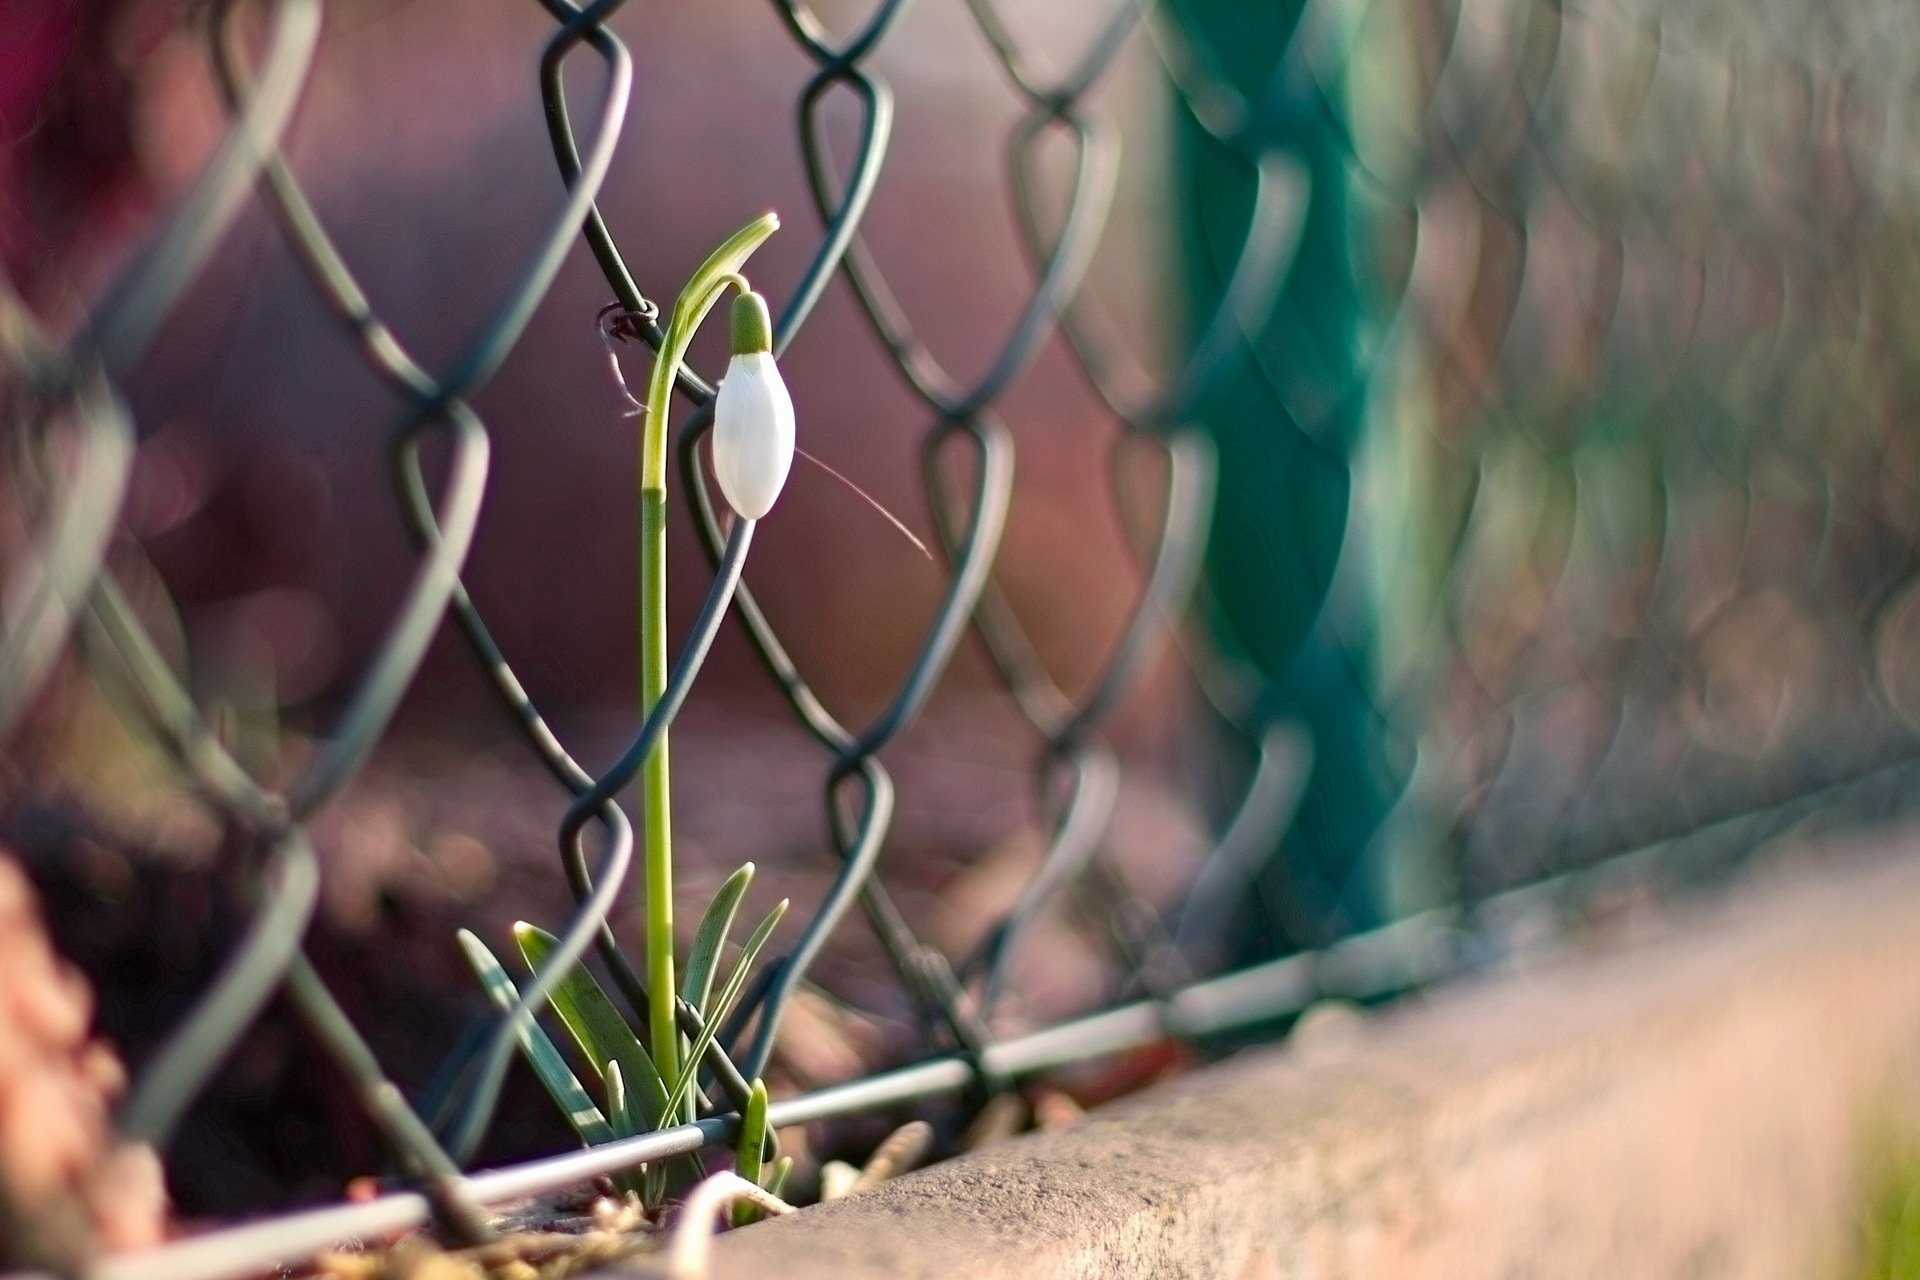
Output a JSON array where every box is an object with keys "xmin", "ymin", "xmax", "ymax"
[{"xmin": 712, "ymin": 352, "xmax": 795, "ymax": 519}]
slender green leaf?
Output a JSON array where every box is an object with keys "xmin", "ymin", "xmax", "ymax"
[
  {"xmin": 606, "ymin": 1060, "xmax": 634, "ymax": 1139},
  {"xmin": 512, "ymin": 922, "xmax": 670, "ymax": 1124},
  {"xmin": 736, "ymin": 1078, "xmax": 769, "ymax": 1184},
  {"xmin": 662, "ymin": 899, "xmax": 788, "ymax": 1119},
  {"xmin": 683, "ymin": 863, "xmax": 754, "ymax": 1016},
  {"xmin": 763, "ymin": 1155, "xmax": 793, "ymax": 1201},
  {"xmin": 456, "ymin": 929, "xmax": 614, "ymax": 1147},
  {"xmin": 730, "ymin": 1077, "xmax": 771, "ymax": 1227},
  {"xmin": 712, "ymin": 899, "xmax": 789, "ymax": 1030},
  {"xmin": 603, "ymin": 1060, "xmax": 650, "ymax": 1196}
]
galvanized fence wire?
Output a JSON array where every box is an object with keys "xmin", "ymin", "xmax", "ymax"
[{"xmin": 3, "ymin": 0, "xmax": 1918, "ymax": 1271}]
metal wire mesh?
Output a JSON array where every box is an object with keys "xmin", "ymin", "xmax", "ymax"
[
  {"xmin": 4, "ymin": 0, "xmax": 1919, "ymax": 1270},
  {"xmin": 1355, "ymin": 0, "xmax": 1920, "ymax": 901}
]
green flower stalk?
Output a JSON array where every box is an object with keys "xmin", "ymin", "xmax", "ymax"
[
  {"xmin": 637, "ymin": 212, "xmax": 780, "ymax": 1117},
  {"xmin": 458, "ymin": 266, "xmax": 795, "ymax": 1189}
]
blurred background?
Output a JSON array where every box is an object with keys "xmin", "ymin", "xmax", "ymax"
[{"xmin": 6, "ymin": 0, "xmax": 1920, "ymax": 1240}]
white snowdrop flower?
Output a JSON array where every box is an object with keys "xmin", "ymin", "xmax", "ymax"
[{"xmin": 712, "ymin": 291, "xmax": 794, "ymax": 519}]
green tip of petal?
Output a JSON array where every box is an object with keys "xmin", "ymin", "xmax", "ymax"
[{"xmin": 730, "ymin": 291, "xmax": 774, "ymax": 355}]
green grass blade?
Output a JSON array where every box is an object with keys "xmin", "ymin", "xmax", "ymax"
[
  {"xmin": 603, "ymin": 1060, "xmax": 649, "ymax": 1196},
  {"xmin": 712, "ymin": 899, "xmax": 789, "ymax": 1030},
  {"xmin": 606, "ymin": 1059, "xmax": 634, "ymax": 1139},
  {"xmin": 764, "ymin": 1155, "xmax": 793, "ymax": 1200},
  {"xmin": 731, "ymin": 1077, "xmax": 771, "ymax": 1227},
  {"xmin": 662, "ymin": 899, "xmax": 788, "ymax": 1119},
  {"xmin": 736, "ymin": 1078, "xmax": 769, "ymax": 1184},
  {"xmin": 683, "ymin": 863, "xmax": 754, "ymax": 1016},
  {"xmin": 512, "ymin": 922, "xmax": 670, "ymax": 1125},
  {"xmin": 456, "ymin": 929, "xmax": 615, "ymax": 1147}
]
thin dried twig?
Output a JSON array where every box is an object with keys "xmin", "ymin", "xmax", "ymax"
[{"xmin": 851, "ymin": 1121, "xmax": 935, "ymax": 1193}]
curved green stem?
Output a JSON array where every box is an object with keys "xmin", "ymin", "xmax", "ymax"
[
  {"xmin": 638, "ymin": 212, "xmax": 779, "ymax": 1123},
  {"xmin": 640, "ymin": 216, "xmax": 779, "ymax": 489}
]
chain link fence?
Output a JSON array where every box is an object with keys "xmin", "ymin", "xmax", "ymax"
[{"xmin": 4, "ymin": 0, "xmax": 1918, "ymax": 1271}]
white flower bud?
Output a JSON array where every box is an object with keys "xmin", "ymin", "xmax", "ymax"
[
  {"xmin": 713, "ymin": 352, "xmax": 794, "ymax": 519},
  {"xmin": 712, "ymin": 294, "xmax": 794, "ymax": 520}
]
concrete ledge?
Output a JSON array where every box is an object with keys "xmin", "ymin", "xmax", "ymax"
[{"xmin": 711, "ymin": 842, "xmax": 1920, "ymax": 1278}]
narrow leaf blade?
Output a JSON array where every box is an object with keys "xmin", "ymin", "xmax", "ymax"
[
  {"xmin": 606, "ymin": 1060, "xmax": 634, "ymax": 1139},
  {"xmin": 735, "ymin": 1078, "xmax": 769, "ymax": 1185},
  {"xmin": 512, "ymin": 922, "xmax": 670, "ymax": 1125},
  {"xmin": 682, "ymin": 863, "xmax": 754, "ymax": 1015},
  {"xmin": 712, "ymin": 899, "xmax": 789, "ymax": 1030},
  {"xmin": 730, "ymin": 1077, "xmax": 771, "ymax": 1227},
  {"xmin": 662, "ymin": 900, "xmax": 788, "ymax": 1118},
  {"xmin": 456, "ymin": 929, "xmax": 615, "ymax": 1147},
  {"xmin": 764, "ymin": 1155, "xmax": 793, "ymax": 1200},
  {"xmin": 603, "ymin": 1060, "xmax": 649, "ymax": 1196}
]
